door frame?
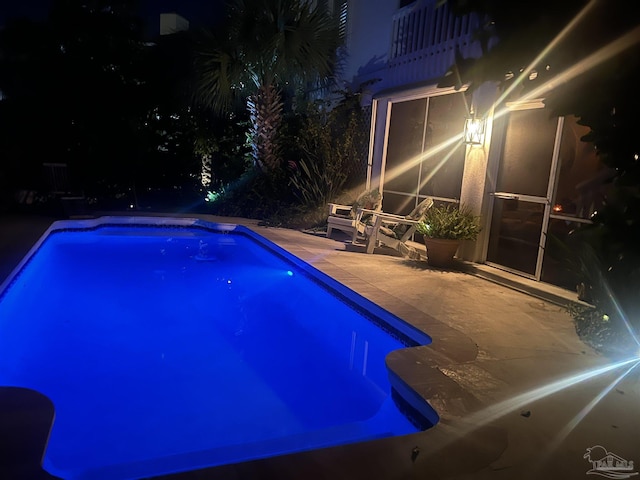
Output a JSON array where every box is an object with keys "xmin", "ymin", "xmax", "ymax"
[{"xmin": 482, "ymin": 100, "xmax": 566, "ymax": 280}]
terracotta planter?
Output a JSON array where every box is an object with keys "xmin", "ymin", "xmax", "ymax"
[{"xmin": 424, "ymin": 237, "xmax": 461, "ymax": 268}]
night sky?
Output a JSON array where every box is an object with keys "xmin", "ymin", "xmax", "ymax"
[{"xmin": 0, "ymin": 0, "xmax": 228, "ymax": 35}]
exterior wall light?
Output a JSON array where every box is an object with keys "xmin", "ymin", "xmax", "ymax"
[{"xmin": 464, "ymin": 115, "xmax": 485, "ymax": 145}]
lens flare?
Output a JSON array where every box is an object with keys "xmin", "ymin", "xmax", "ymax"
[
  {"xmin": 543, "ymin": 360, "xmax": 640, "ymax": 455},
  {"xmin": 381, "ymin": 134, "xmax": 464, "ymax": 186},
  {"xmin": 492, "ymin": 0, "xmax": 599, "ymax": 109},
  {"xmin": 463, "ymin": 357, "xmax": 640, "ymax": 430}
]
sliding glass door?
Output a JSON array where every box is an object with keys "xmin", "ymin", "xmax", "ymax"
[
  {"xmin": 486, "ymin": 107, "xmax": 558, "ymax": 277},
  {"xmin": 487, "ymin": 105, "xmax": 611, "ymax": 288}
]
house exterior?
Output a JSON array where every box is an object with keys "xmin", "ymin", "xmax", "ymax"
[
  {"xmin": 159, "ymin": 13, "xmax": 189, "ymax": 36},
  {"xmin": 336, "ymin": 0, "xmax": 609, "ymax": 291}
]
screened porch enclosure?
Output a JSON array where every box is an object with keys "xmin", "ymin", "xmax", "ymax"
[{"xmin": 381, "ymin": 92, "xmax": 467, "ymax": 215}]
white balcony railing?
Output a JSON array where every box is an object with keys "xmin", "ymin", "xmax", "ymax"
[{"xmin": 386, "ymin": 0, "xmax": 481, "ymax": 87}]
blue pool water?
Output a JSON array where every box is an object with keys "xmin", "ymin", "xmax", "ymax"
[{"xmin": 0, "ymin": 217, "xmax": 433, "ymax": 479}]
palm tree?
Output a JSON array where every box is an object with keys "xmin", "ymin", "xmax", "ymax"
[{"xmin": 194, "ymin": 0, "xmax": 341, "ymax": 173}]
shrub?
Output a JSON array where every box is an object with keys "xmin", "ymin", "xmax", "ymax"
[
  {"xmin": 416, "ymin": 204, "xmax": 481, "ymax": 240},
  {"xmin": 288, "ymin": 91, "xmax": 370, "ymax": 209}
]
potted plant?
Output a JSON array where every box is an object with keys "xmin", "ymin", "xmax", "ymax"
[{"xmin": 416, "ymin": 204, "xmax": 481, "ymax": 267}]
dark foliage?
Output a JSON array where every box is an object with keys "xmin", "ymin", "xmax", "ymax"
[
  {"xmin": 287, "ymin": 90, "xmax": 370, "ymax": 209},
  {"xmin": 204, "ymin": 89, "xmax": 371, "ymax": 227},
  {"xmin": 0, "ymin": 1, "xmax": 216, "ymax": 212},
  {"xmin": 193, "ymin": 0, "xmax": 342, "ymax": 172}
]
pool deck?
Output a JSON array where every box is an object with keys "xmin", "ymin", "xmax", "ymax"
[{"xmin": 1, "ymin": 212, "xmax": 639, "ymax": 480}]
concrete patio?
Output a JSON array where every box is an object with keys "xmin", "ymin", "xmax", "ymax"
[{"xmin": 1, "ymin": 212, "xmax": 638, "ymax": 479}]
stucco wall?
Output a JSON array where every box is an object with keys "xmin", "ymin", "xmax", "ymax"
[{"xmin": 458, "ymin": 82, "xmax": 499, "ymax": 262}]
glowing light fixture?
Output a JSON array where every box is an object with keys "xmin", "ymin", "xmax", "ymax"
[{"xmin": 464, "ymin": 113, "xmax": 486, "ymax": 146}]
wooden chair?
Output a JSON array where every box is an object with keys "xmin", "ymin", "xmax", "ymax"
[
  {"xmin": 326, "ymin": 189, "xmax": 382, "ymax": 243},
  {"xmin": 360, "ymin": 197, "xmax": 434, "ymax": 258}
]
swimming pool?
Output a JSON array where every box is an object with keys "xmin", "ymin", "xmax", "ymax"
[{"xmin": 0, "ymin": 216, "xmax": 435, "ymax": 479}]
